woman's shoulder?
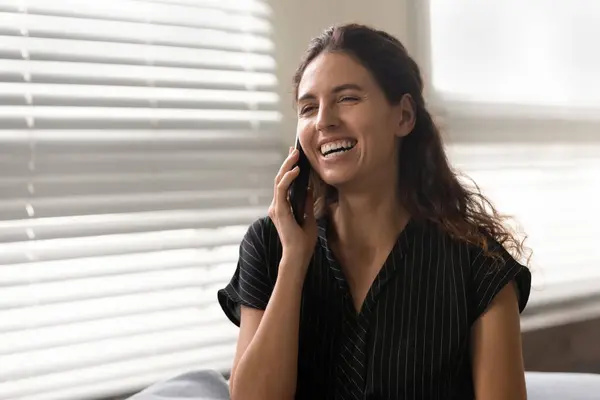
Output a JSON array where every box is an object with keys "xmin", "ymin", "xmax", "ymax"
[
  {"xmin": 218, "ymin": 216, "xmax": 279, "ymax": 325},
  {"xmin": 463, "ymin": 233, "xmax": 532, "ymax": 316},
  {"xmin": 241, "ymin": 215, "xmax": 284, "ymax": 263},
  {"xmin": 243, "ymin": 215, "xmax": 277, "ymax": 242},
  {"xmin": 421, "ymin": 221, "xmax": 531, "ymax": 315},
  {"xmin": 421, "ymin": 220, "xmax": 525, "ymax": 268}
]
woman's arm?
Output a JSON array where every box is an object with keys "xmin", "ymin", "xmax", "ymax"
[
  {"xmin": 229, "ymin": 257, "xmax": 305, "ymax": 400},
  {"xmin": 471, "ymin": 282, "xmax": 528, "ymax": 400}
]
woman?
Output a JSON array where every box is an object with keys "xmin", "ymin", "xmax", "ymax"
[{"xmin": 218, "ymin": 23, "xmax": 531, "ymax": 400}]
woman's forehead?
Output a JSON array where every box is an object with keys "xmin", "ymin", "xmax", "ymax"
[{"xmin": 297, "ymin": 53, "xmax": 374, "ymax": 98}]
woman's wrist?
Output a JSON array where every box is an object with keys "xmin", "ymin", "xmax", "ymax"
[{"xmin": 278, "ymin": 253, "xmax": 310, "ymax": 283}]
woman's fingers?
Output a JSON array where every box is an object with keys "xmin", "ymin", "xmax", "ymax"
[
  {"xmin": 269, "ymin": 166, "xmax": 300, "ymax": 221},
  {"xmin": 274, "ymin": 148, "xmax": 299, "ymax": 185},
  {"xmin": 273, "ymin": 167, "xmax": 300, "ymax": 216},
  {"xmin": 276, "ymin": 166, "xmax": 300, "ymax": 202}
]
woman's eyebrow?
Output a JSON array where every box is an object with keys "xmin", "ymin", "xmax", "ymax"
[{"xmin": 297, "ymin": 83, "xmax": 364, "ymax": 102}]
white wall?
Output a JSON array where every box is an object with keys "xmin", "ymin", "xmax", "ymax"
[{"xmin": 268, "ymin": 0, "xmax": 414, "ymax": 147}]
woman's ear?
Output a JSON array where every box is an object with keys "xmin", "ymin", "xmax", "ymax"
[{"xmin": 396, "ymin": 93, "xmax": 416, "ymax": 138}]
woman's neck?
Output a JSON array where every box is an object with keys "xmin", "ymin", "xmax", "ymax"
[{"xmin": 329, "ymin": 187, "xmax": 410, "ymax": 252}]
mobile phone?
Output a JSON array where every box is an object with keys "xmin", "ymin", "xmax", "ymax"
[{"xmin": 288, "ymin": 137, "xmax": 311, "ymax": 226}]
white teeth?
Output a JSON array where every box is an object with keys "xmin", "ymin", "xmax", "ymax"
[{"xmin": 320, "ymin": 140, "xmax": 356, "ymax": 156}]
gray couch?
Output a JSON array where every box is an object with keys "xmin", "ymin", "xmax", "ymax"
[{"xmin": 129, "ymin": 369, "xmax": 600, "ymax": 400}]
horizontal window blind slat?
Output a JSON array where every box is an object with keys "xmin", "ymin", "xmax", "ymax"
[
  {"xmin": 0, "ymin": 171, "xmax": 275, "ymax": 199},
  {"xmin": 0, "ymin": 83, "xmax": 279, "ymax": 106},
  {"xmin": 0, "ymin": 106, "xmax": 282, "ymax": 122},
  {"xmin": 449, "ymin": 143, "xmax": 600, "ymax": 162},
  {"xmin": 2, "ymin": 353, "xmax": 235, "ymax": 400},
  {"xmin": 1, "ymin": 264, "xmax": 232, "ymax": 308},
  {"xmin": 0, "ymin": 0, "xmax": 272, "ymax": 33},
  {"xmin": 0, "ymin": 120, "xmax": 281, "ymax": 130},
  {"xmin": 0, "ymin": 207, "xmax": 266, "ymax": 242},
  {"xmin": 0, "ymin": 306, "xmax": 223, "ymax": 355},
  {"xmin": 0, "ymin": 191, "xmax": 272, "ymax": 221},
  {"xmin": 0, "ymin": 59, "xmax": 278, "ymax": 87},
  {"xmin": 0, "ymin": 324, "xmax": 238, "ymax": 381},
  {"xmin": 0, "ymin": 12, "xmax": 274, "ymax": 52},
  {"xmin": 147, "ymin": 0, "xmax": 271, "ymax": 15},
  {"xmin": 0, "ymin": 288, "xmax": 216, "ymax": 332},
  {"xmin": 1, "ymin": 157, "xmax": 280, "ymax": 179},
  {"xmin": 0, "ymin": 128, "xmax": 281, "ymax": 142},
  {"xmin": 0, "ymin": 225, "xmax": 249, "ymax": 264},
  {"xmin": 0, "ymin": 36, "xmax": 276, "ymax": 70},
  {"xmin": 1, "ymin": 148, "xmax": 282, "ymax": 160},
  {"xmin": 2, "ymin": 163, "xmax": 278, "ymax": 181},
  {"xmin": 0, "ymin": 247, "xmax": 238, "ymax": 286},
  {"xmin": 1, "ymin": 161, "xmax": 278, "ymax": 179},
  {"xmin": 2, "ymin": 150, "xmax": 281, "ymax": 168},
  {"xmin": 453, "ymin": 160, "xmax": 600, "ymax": 172}
]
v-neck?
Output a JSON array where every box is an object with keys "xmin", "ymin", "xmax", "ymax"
[{"xmin": 317, "ymin": 216, "xmax": 414, "ymax": 317}]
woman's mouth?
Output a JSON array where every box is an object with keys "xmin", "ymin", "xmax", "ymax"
[{"xmin": 320, "ymin": 139, "xmax": 357, "ymax": 159}]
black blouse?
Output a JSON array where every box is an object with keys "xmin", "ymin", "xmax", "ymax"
[{"xmin": 218, "ymin": 216, "xmax": 531, "ymax": 400}]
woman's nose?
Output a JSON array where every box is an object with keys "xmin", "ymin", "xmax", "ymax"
[{"xmin": 315, "ymin": 104, "xmax": 339, "ymax": 132}]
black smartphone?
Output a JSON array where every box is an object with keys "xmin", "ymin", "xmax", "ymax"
[{"xmin": 288, "ymin": 137, "xmax": 311, "ymax": 226}]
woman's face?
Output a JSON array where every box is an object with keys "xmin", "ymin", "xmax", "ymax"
[{"xmin": 296, "ymin": 52, "xmax": 414, "ymax": 189}]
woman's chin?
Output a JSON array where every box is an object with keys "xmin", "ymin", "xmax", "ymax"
[{"xmin": 319, "ymin": 171, "xmax": 355, "ymax": 188}]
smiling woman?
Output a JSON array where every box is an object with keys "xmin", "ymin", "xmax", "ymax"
[{"xmin": 218, "ymin": 23, "xmax": 531, "ymax": 400}]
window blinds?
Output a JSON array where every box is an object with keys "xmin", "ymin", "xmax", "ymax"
[
  {"xmin": 425, "ymin": 0, "xmax": 600, "ymax": 308},
  {"xmin": 447, "ymin": 142, "xmax": 600, "ymax": 308},
  {"xmin": 0, "ymin": 1, "xmax": 282, "ymax": 399}
]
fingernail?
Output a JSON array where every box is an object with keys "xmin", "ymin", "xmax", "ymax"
[{"xmin": 289, "ymin": 146, "xmax": 293, "ymax": 154}]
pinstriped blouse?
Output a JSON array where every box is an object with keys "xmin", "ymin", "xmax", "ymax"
[{"xmin": 218, "ymin": 216, "xmax": 531, "ymax": 400}]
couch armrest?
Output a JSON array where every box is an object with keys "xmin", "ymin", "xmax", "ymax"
[
  {"xmin": 127, "ymin": 370, "xmax": 229, "ymax": 400},
  {"xmin": 526, "ymin": 372, "xmax": 600, "ymax": 400}
]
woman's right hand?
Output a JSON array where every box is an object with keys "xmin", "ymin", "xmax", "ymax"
[{"xmin": 268, "ymin": 147, "xmax": 318, "ymax": 274}]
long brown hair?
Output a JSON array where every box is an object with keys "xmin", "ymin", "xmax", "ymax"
[{"xmin": 293, "ymin": 23, "xmax": 530, "ymax": 264}]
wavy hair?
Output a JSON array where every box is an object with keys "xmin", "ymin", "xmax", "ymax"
[{"xmin": 293, "ymin": 23, "xmax": 530, "ymax": 264}]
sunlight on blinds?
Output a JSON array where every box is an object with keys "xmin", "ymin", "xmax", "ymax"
[
  {"xmin": 0, "ymin": 0, "xmax": 281, "ymax": 399},
  {"xmin": 447, "ymin": 143, "xmax": 600, "ymax": 307},
  {"xmin": 427, "ymin": 0, "xmax": 600, "ymax": 307}
]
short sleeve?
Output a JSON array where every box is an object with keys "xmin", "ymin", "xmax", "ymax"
[
  {"xmin": 217, "ymin": 217, "xmax": 277, "ymax": 326},
  {"xmin": 469, "ymin": 238, "xmax": 532, "ymax": 321}
]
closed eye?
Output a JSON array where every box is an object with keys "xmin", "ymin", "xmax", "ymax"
[
  {"xmin": 299, "ymin": 96, "xmax": 358, "ymax": 116},
  {"xmin": 339, "ymin": 96, "xmax": 359, "ymax": 103},
  {"xmin": 299, "ymin": 104, "xmax": 318, "ymax": 116}
]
